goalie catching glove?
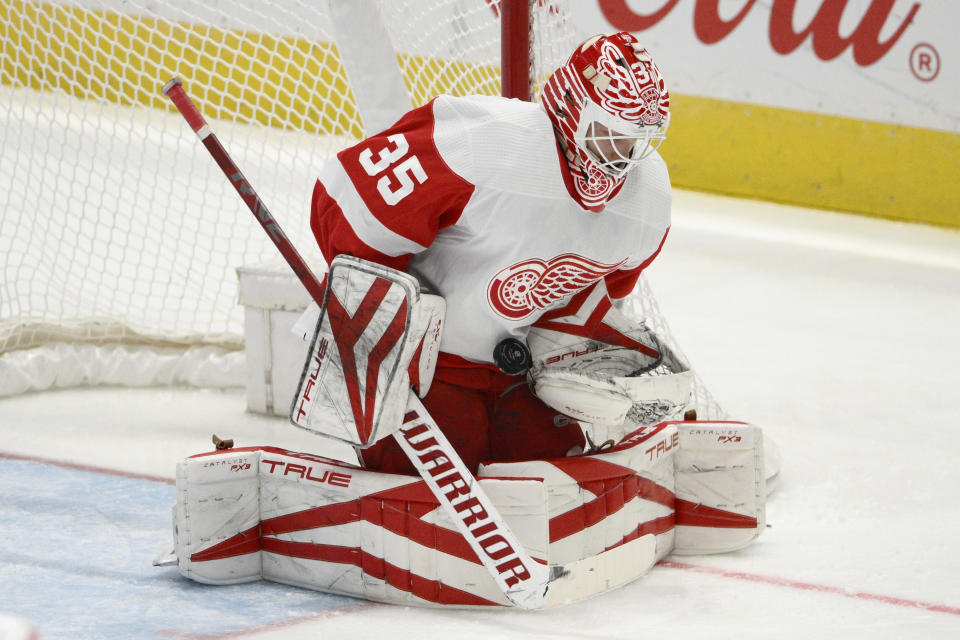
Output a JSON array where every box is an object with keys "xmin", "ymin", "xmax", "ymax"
[
  {"xmin": 290, "ymin": 255, "xmax": 444, "ymax": 447},
  {"xmin": 527, "ymin": 280, "xmax": 693, "ymax": 439}
]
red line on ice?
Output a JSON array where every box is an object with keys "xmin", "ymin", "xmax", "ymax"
[
  {"xmin": 661, "ymin": 561, "xmax": 960, "ymax": 616},
  {"xmin": 0, "ymin": 450, "xmax": 174, "ymax": 484},
  {"xmin": 156, "ymin": 603, "xmax": 376, "ymax": 639}
]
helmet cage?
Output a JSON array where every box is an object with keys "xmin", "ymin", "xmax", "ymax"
[{"xmin": 574, "ymin": 100, "xmax": 669, "ymax": 179}]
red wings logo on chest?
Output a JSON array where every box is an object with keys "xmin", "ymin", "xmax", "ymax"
[{"xmin": 487, "ymin": 253, "xmax": 627, "ymax": 320}]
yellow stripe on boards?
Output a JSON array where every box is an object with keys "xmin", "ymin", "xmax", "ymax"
[
  {"xmin": 663, "ymin": 94, "xmax": 959, "ymax": 228},
  {"xmin": 1, "ymin": 1, "xmax": 363, "ymax": 136},
  {"xmin": 3, "ymin": 2, "xmax": 954, "ymax": 227},
  {"xmin": 0, "ymin": 1, "xmax": 500, "ymax": 139}
]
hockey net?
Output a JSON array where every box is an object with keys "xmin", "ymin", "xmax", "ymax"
[{"xmin": 0, "ymin": 0, "xmax": 724, "ymax": 417}]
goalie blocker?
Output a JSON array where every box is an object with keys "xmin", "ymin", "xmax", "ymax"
[
  {"xmin": 159, "ymin": 419, "xmax": 765, "ymax": 608},
  {"xmin": 289, "ymin": 254, "xmax": 445, "ymax": 447}
]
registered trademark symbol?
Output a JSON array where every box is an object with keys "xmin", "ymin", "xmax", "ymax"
[{"xmin": 910, "ymin": 43, "xmax": 940, "ymax": 82}]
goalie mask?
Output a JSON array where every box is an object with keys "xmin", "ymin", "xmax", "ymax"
[{"xmin": 541, "ymin": 32, "xmax": 670, "ymax": 211}]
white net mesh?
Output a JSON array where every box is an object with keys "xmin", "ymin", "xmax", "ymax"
[
  {"xmin": 0, "ymin": 0, "xmax": 721, "ymax": 416},
  {"xmin": 0, "ymin": 1, "xmax": 573, "ymax": 352},
  {"xmin": 623, "ymin": 278, "xmax": 726, "ymax": 420}
]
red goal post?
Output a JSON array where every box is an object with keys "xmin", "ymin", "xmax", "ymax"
[{"xmin": 501, "ymin": 0, "xmax": 534, "ymax": 101}]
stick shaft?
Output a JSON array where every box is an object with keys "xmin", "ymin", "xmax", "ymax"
[
  {"xmin": 161, "ymin": 77, "xmax": 325, "ymax": 305},
  {"xmin": 396, "ymin": 394, "xmax": 549, "ymax": 610}
]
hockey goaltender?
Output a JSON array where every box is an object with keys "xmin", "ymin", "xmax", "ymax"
[{"xmin": 157, "ymin": 32, "xmax": 768, "ymax": 610}]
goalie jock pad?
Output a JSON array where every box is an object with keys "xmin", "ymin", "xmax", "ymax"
[
  {"xmin": 163, "ymin": 420, "xmax": 764, "ymax": 608},
  {"xmin": 527, "ymin": 280, "xmax": 693, "ymax": 437},
  {"xmin": 290, "ymin": 255, "xmax": 444, "ymax": 447}
]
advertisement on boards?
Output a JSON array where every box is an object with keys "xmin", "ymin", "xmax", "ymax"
[{"xmin": 572, "ymin": 1, "xmax": 957, "ymax": 134}]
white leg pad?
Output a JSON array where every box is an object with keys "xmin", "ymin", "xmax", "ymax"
[
  {"xmin": 171, "ymin": 446, "xmax": 548, "ymax": 607},
  {"xmin": 166, "ymin": 420, "xmax": 767, "ymax": 606},
  {"xmin": 481, "ymin": 423, "xmax": 679, "ymax": 568}
]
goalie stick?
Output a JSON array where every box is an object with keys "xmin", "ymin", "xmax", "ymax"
[{"xmin": 161, "ymin": 77, "xmax": 550, "ymax": 609}]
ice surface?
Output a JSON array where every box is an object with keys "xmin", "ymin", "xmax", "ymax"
[{"xmin": 2, "ymin": 190, "xmax": 959, "ymax": 639}]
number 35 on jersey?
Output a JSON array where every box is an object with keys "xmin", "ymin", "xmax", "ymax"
[{"xmin": 357, "ymin": 134, "xmax": 428, "ymax": 205}]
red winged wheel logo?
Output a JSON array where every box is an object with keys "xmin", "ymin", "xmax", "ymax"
[{"xmin": 487, "ymin": 253, "xmax": 626, "ymax": 320}]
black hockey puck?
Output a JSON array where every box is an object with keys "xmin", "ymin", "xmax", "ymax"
[{"xmin": 493, "ymin": 337, "xmax": 532, "ymax": 376}]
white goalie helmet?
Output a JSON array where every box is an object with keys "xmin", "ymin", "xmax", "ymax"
[{"xmin": 541, "ymin": 32, "xmax": 670, "ymax": 210}]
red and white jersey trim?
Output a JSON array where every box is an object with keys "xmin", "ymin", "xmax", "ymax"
[{"xmin": 318, "ymin": 160, "xmax": 428, "ymax": 257}]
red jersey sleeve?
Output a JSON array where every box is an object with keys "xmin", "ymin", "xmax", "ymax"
[
  {"xmin": 604, "ymin": 226, "xmax": 670, "ymax": 299},
  {"xmin": 310, "ymin": 98, "xmax": 475, "ymax": 269}
]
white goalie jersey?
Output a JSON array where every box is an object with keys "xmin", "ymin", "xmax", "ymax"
[{"xmin": 311, "ymin": 94, "xmax": 672, "ymax": 368}]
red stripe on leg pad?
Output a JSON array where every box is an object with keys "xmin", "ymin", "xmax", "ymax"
[
  {"xmin": 325, "ymin": 277, "xmax": 408, "ymax": 444},
  {"xmin": 676, "ymin": 499, "xmax": 758, "ymax": 529},
  {"xmin": 261, "ymin": 538, "xmax": 497, "ymax": 606},
  {"xmin": 190, "ymin": 525, "xmax": 261, "ymax": 562}
]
